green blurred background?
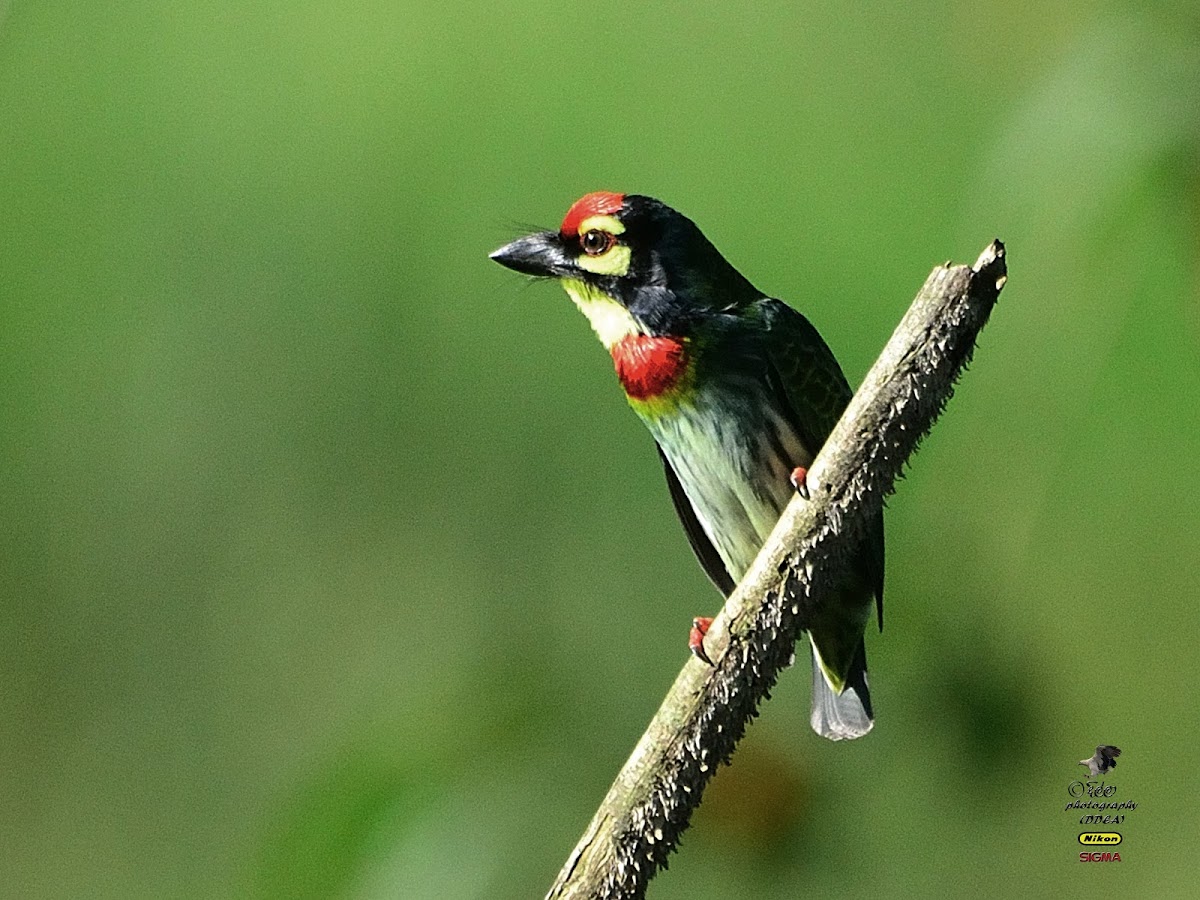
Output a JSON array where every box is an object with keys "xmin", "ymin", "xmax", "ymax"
[{"xmin": 2, "ymin": 1, "xmax": 1198, "ymax": 897}]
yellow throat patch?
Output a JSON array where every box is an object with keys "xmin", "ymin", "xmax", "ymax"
[{"xmin": 560, "ymin": 278, "xmax": 643, "ymax": 350}]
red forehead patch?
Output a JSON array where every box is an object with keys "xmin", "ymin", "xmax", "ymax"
[{"xmin": 561, "ymin": 191, "xmax": 625, "ymax": 236}]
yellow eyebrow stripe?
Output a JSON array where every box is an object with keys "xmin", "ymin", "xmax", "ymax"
[{"xmin": 576, "ymin": 214, "xmax": 625, "ymax": 235}]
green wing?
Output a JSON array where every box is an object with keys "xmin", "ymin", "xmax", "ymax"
[{"xmin": 757, "ymin": 298, "xmax": 885, "ymax": 627}]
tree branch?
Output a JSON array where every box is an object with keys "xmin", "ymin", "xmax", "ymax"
[{"xmin": 545, "ymin": 241, "xmax": 1008, "ymax": 900}]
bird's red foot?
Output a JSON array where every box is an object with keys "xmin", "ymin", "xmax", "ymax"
[
  {"xmin": 790, "ymin": 466, "xmax": 811, "ymax": 500},
  {"xmin": 689, "ymin": 616, "xmax": 715, "ymax": 666}
]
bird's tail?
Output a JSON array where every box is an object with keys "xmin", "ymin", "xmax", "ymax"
[{"xmin": 810, "ymin": 638, "xmax": 873, "ymax": 741}]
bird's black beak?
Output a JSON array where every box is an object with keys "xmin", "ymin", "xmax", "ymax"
[{"xmin": 489, "ymin": 231, "xmax": 572, "ymax": 278}]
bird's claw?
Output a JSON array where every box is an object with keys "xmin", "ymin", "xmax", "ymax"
[
  {"xmin": 790, "ymin": 466, "xmax": 810, "ymax": 500},
  {"xmin": 689, "ymin": 616, "xmax": 715, "ymax": 666}
]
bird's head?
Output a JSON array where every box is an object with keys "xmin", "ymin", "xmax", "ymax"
[{"xmin": 490, "ymin": 192, "xmax": 760, "ymax": 347}]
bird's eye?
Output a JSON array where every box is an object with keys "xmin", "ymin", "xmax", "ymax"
[{"xmin": 581, "ymin": 229, "xmax": 615, "ymax": 256}]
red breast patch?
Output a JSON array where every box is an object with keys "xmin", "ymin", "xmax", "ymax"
[
  {"xmin": 561, "ymin": 191, "xmax": 625, "ymax": 236},
  {"xmin": 611, "ymin": 334, "xmax": 689, "ymax": 401}
]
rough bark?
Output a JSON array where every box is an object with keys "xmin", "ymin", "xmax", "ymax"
[{"xmin": 546, "ymin": 241, "xmax": 1008, "ymax": 900}]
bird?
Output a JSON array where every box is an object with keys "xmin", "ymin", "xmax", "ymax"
[
  {"xmin": 1079, "ymin": 745, "xmax": 1121, "ymax": 777},
  {"xmin": 490, "ymin": 192, "xmax": 884, "ymax": 740}
]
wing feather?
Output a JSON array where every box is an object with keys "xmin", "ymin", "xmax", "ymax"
[{"xmin": 757, "ymin": 299, "xmax": 886, "ymax": 628}]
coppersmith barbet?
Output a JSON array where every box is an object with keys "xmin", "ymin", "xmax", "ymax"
[{"xmin": 490, "ymin": 192, "xmax": 884, "ymax": 740}]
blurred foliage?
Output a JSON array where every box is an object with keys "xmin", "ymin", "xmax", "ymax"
[{"xmin": 2, "ymin": 1, "xmax": 1198, "ymax": 898}]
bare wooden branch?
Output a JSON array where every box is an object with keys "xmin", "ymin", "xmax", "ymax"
[{"xmin": 545, "ymin": 241, "xmax": 1008, "ymax": 900}]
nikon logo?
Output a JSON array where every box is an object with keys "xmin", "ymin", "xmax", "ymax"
[{"xmin": 1078, "ymin": 832, "xmax": 1122, "ymax": 845}]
